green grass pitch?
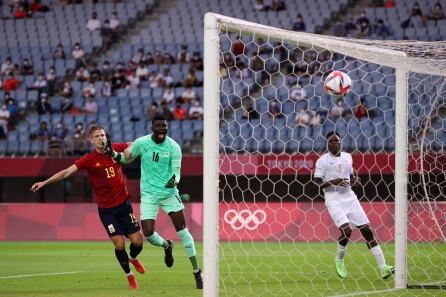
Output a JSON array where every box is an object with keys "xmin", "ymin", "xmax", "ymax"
[{"xmin": 0, "ymin": 242, "xmax": 444, "ymax": 297}]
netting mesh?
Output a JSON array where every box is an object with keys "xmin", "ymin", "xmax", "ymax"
[{"xmin": 214, "ymin": 20, "xmax": 446, "ymax": 297}]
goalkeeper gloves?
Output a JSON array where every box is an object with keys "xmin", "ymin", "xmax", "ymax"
[
  {"xmin": 102, "ymin": 138, "xmax": 121, "ymax": 162},
  {"xmin": 164, "ymin": 174, "xmax": 176, "ymax": 188}
]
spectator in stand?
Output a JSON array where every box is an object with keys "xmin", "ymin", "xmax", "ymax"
[
  {"xmin": 47, "ymin": 134, "xmax": 63, "ymax": 157},
  {"xmin": 30, "ymin": 121, "xmax": 50, "ymax": 141},
  {"xmin": 181, "ymin": 87, "xmax": 196, "ymax": 104},
  {"xmin": 29, "ymin": 72, "xmax": 48, "ymax": 93},
  {"xmin": 148, "ymin": 71, "xmax": 159, "ymax": 89},
  {"xmin": 146, "ymin": 102, "xmax": 160, "ymax": 120},
  {"xmin": 100, "ymin": 20, "xmax": 114, "ymax": 51},
  {"xmin": 109, "ymin": 11, "xmax": 120, "ymax": 31},
  {"xmin": 231, "ymin": 37, "xmax": 245, "ymax": 56},
  {"xmin": 75, "ymin": 65, "xmax": 90, "ymax": 82},
  {"xmin": 173, "ymin": 101, "xmax": 187, "ymax": 121},
  {"xmin": 111, "ymin": 69, "xmax": 128, "ymax": 90},
  {"xmin": 20, "ymin": 58, "xmax": 34, "ymax": 75},
  {"xmin": 295, "ymin": 107, "xmax": 311, "ymax": 127},
  {"xmin": 60, "ymin": 96, "xmax": 74, "ymax": 113},
  {"xmin": 51, "ymin": 121, "xmax": 69, "ymax": 141},
  {"xmin": 86, "ymin": 11, "xmax": 101, "ymax": 31},
  {"xmin": 5, "ymin": 95, "xmax": 19, "ymax": 127},
  {"xmin": 36, "ymin": 93, "xmax": 52, "ymax": 115},
  {"xmin": 3, "ymin": 74, "xmax": 21, "ymax": 92},
  {"xmin": 65, "ymin": 130, "xmax": 87, "ymax": 156},
  {"xmin": 82, "ymin": 80, "xmax": 96, "ymax": 98},
  {"xmin": 159, "ymin": 68, "xmax": 174, "ymax": 88},
  {"xmin": 153, "ymin": 50, "xmax": 162, "ymax": 65},
  {"xmin": 89, "ymin": 62, "xmax": 102, "ymax": 82},
  {"xmin": 177, "ymin": 45, "xmax": 190, "ymax": 64},
  {"xmin": 14, "ymin": 4, "xmax": 28, "ymax": 19},
  {"xmin": 1, "ymin": 57, "xmax": 14, "ymax": 76},
  {"xmin": 53, "ymin": 43, "xmax": 66, "ymax": 60},
  {"xmin": 126, "ymin": 70, "xmax": 140, "ymax": 89},
  {"xmin": 254, "ymin": 0, "xmax": 268, "ymax": 11},
  {"xmin": 0, "ymin": 103, "xmax": 10, "ymax": 139},
  {"xmin": 72, "ymin": 42, "xmax": 86, "ymax": 68},
  {"xmin": 292, "ymin": 14, "xmax": 306, "ymax": 31},
  {"xmin": 249, "ymin": 53, "xmax": 264, "ymax": 71},
  {"xmin": 60, "ymin": 80, "xmax": 73, "ymax": 98},
  {"xmin": 241, "ymin": 100, "xmax": 259, "ymax": 121},
  {"xmin": 190, "ymin": 51, "xmax": 203, "ymax": 71},
  {"xmin": 356, "ymin": 11, "xmax": 371, "ymax": 38},
  {"xmin": 371, "ymin": 0, "xmax": 384, "ymax": 7},
  {"xmin": 188, "ymin": 99, "xmax": 203, "ymax": 120},
  {"xmin": 428, "ymin": 2, "xmax": 444, "ymax": 21},
  {"xmin": 354, "ymin": 98, "xmax": 373, "ymax": 119},
  {"xmin": 373, "ymin": 19, "xmax": 391, "ymax": 38},
  {"xmin": 142, "ymin": 52, "xmax": 154, "ymax": 65},
  {"xmin": 271, "ymin": 0, "xmax": 286, "ymax": 11},
  {"xmin": 162, "ymin": 86, "xmax": 175, "ymax": 104},
  {"xmin": 183, "ymin": 69, "xmax": 199, "ymax": 88},
  {"xmin": 290, "ymin": 83, "xmax": 306, "ymax": 100},
  {"xmin": 329, "ymin": 98, "xmax": 346, "ymax": 119},
  {"xmin": 84, "ymin": 95, "xmax": 98, "ymax": 114},
  {"xmin": 269, "ymin": 99, "xmax": 283, "ymax": 118},
  {"xmin": 332, "ymin": 20, "xmax": 346, "ymax": 37},
  {"xmin": 45, "ymin": 66, "xmax": 57, "ymax": 95},
  {"xmin": 101, "ymin": 80, "xmax": 112, "ymax": 97},
  {"xmin": 311, "ymin": 110, "xmax": 321, "ymax": 126},
  {"xmin": 162, "ymin": 52, "xmax": 175, "ymax": 64},
  {"xmin": 160, "ymin": 101, "xmax": 174, "ymax": 121},
  {"xmin": 403, "ymin": 2, "xmax": 425, "ymax": 28},
  {"xmin": 132, "ymin": 48, "xmax": 145, "ymax": 64},
  {"xmin": 344, "ymin": 18, "xmax": 357, "ymax": 37},
  {"xmin": 385, "ymin": 0, "xmax": 395, "ymax": 8},
  {"xmin": 136, "ymin": 62, "xmax": 148, "ymax": 81},
  {"xmin": 31, "ymin": 0, "xmax": 49, "ymax": 12},
  {"xmin": 101, "ymin": 61, "xmax": 113, "ymax": 81}
]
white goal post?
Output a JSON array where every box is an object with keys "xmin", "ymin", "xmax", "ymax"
[{"xmin": 203, "ymin": 12, "xmax": 445, "ymax": 297}]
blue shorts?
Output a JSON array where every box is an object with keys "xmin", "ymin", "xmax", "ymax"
[{"xmin": 98, "ymin": 200, "xmax": 140, "ymax": 237}]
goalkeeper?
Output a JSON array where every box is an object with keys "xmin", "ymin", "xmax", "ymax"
[{"xmin": 104, "ymin": 115, "xmax": 203, "ymax": 289}]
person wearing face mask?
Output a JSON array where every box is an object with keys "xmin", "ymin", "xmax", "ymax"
[
  {"xmin": 53, "ymin": 43, "xmax": 66, "ymax": 60},
  {"xmin": 72, "ymin": 43, "xmax": 85, "ymax": 68},
  {"xmin": 0, "ymin": 104, "xmax": 10, "ymax": 139},
  {"xmin": 29, "ymin": 72, "xmax": 48, "ymax": 93},
  {"xmin": 20, "ymin": 58, "xmax": 34, "ymax": 75},
  {"xmin": 36, "ymin": 93, "xmax": 52, "ymax": 115},
  {"xmin": 188, "ymin": 100, "xmax": 203, "ymax": 120}
]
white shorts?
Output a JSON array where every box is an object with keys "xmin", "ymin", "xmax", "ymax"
[{"xmin": 326, "ymin": 199, "xmax": 370, "ymax": 228}]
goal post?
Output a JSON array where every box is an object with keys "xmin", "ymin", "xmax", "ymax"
[{"xmin": 203, "ymin": 12, "xmax": 445, "ymax": 297}]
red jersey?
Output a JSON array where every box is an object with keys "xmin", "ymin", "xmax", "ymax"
[{"xmin": 75, "ymin": 143, "xmax": 129, "ymax": 208}]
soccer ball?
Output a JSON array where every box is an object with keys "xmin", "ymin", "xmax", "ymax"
[{"xmin": 324, "ymin": 71, "xmax": 352, "ymax": 97}]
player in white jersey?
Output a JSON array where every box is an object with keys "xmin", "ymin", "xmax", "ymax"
[{"xmin": 313, "ymin": 132, "xmax": 394, "ymax": 280}]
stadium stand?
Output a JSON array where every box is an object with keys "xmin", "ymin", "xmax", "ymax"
[{"xmin": 0, "ymin": 0, "xmax": 445, "ymax": 156}]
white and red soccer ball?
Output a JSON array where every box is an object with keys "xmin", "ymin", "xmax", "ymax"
[{"xmin": 324, "ymin": 70, "xmax": 352, "ymax": 97}]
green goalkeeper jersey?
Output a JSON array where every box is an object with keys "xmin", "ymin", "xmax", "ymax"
[{"xmin": 130, "ymin": 134, "xmax": 182, "ymax": 199}]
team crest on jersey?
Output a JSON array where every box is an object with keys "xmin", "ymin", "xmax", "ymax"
[
  {"xmin": 164, "ymin": 152, "xmax": 169, "ymax": 157},
  {"xmin": 95, "ymin": 162, "xmax": 101, "ymax": 167}
]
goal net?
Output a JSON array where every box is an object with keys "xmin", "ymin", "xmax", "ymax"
[{"xmin": 203, "ymin": 13, "xmax": 446, "ymax": 297}]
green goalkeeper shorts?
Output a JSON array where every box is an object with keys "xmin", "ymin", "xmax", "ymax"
[{"xmin": 140, "ymin": 193, "xmax": 185, "ymax": 220}]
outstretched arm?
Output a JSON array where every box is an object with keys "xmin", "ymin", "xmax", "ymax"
[{"xmin": 30, "ymin": 164, "xmax": 78, "ymax": 192}]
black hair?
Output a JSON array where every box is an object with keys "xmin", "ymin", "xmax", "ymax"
[
  {"xmin": 326, "ymin": 131, "xmax": 340, "ymax": 140},
  {"xmin": 152, "ymin": 115, "xmax": 167, "ymax": 125}
]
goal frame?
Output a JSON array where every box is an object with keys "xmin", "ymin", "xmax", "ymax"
[{"xmin": 203, "ymin": 12, "xmax": 409, "ymax": 297}]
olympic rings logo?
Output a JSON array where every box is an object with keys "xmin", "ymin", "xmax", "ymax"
[{"xmin": 223, "ymin": 209, "xmax": 267, "ymax": 231}]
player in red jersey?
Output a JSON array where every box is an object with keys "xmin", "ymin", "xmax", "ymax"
[{"xmin": 30, "ymin": 125, "xmax": 145, "ymax": 289}]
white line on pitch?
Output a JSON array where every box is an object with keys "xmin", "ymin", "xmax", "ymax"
[
  {"xmin": 0, "ymin": 271, "xmax": 85, "ymax": 279},
  {"xmin": 327, "ymin": 288, "xmax": 403, "ymax": 297}
]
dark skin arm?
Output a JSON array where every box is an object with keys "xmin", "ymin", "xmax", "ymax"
[{"xmin": 314, "ymin": 172, "xmax": 361, "ymax": 190}]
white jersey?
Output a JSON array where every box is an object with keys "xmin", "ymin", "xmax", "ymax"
[{"xmin": 314, "ymin": 152, "xmax": 357, "ymax": 205}]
